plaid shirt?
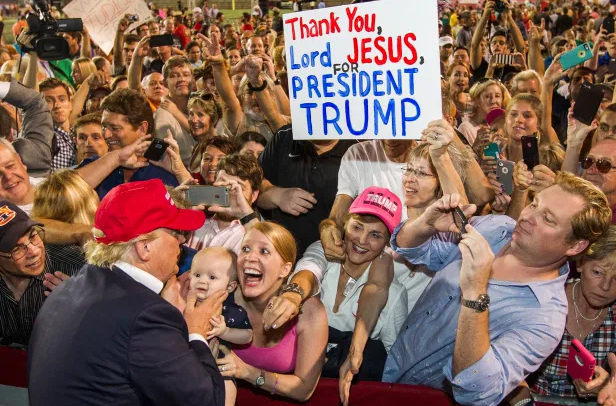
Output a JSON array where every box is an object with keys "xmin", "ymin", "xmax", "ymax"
[
  {"xmin": 530, "ymin": 281, "xmax": 616, "ymax": 397},
  {"xmin": 51, "ymin": 126, "xmax": 76, "ymax": 170}
]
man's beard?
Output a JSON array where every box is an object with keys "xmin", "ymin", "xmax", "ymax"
[{"xmin": 244, "ymin": 104, "xmax": 266, "ymax": 123}]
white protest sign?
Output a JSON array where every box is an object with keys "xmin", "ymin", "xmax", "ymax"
[
  {"xmin": 63, "ymin": 0, "xmax": 151, "ymax": 56},
  {"xmin": 283, "ymin": 0, "xmax": 441, "ymax": 140}
]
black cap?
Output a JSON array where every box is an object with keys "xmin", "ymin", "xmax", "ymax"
[{"xmin": 0, "ymin": 201, "xmax": 42, "ymax": 253}]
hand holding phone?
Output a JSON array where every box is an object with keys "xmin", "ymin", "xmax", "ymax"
[
  {"xmin": 483, "ymin": 142, "xmax": 501, "ymax": 160},
  {"xmin": 560, "ymin": 42, "xmax": 594, "ymax": 70},
  {"xmin": 496, "ymin": 160, "xmax": 515, "ymax": 195},
  {"xmin": 567, "ymin": 339, "xmax": 596, "ymax": 382},
  {"xmin": 149, "ymin": 34, "xmax": 175, "ymax": 48},
  {"xmin": 452, "ymin": 206, "xmax": 468, "ymax": 234}
]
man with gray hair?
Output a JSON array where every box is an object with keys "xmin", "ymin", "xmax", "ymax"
[{"xmin": 28, "ymin": 179, "xmax": 227, "ymax": 405}]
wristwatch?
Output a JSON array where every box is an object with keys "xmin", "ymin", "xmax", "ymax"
[
  {"xmin": 281, "ymin": 283, "xmax": 305, "ymax": 299},
  {"xmin": 255, "ymin": 370, "xmax": 265, "ymax": 387},
  {"xmin": 461, "ymin": 293, "xmax": 490, "ymax": 312},
  {"xmin": 240, "ymin": 212, "xmax": 259, "ymax": 225}
]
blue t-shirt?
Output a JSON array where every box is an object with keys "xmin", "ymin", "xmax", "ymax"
[{"xmin": 78, "ymin": 156, "xmax": 179, "ymax": 200}]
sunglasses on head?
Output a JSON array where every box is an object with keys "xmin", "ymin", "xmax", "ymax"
[
  {"xmin": 581, "ymin": 157, "xmax": 616, "ymax": 173},
  {"xmin": 189, "ymin": 91, "xmax": 216, "ymax": 101}
]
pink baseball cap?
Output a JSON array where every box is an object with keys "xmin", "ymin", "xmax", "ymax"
[
  {"xmin": 486, "ymin": 108, "xmax": 506, "ymax": 126},
  {"xmin": 349, "ymin": 187, "xmax": 402, "ymax": 234}
]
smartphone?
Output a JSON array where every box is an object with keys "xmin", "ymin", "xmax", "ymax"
[
  {"xmin": 521, "ymin": 135, "xmax": 539, "ymax": 171},
  {"xmin": 483, "ymin": 142, "xmax": 500, "ymax": 160},
  {"xmin": 573, "ymin": 82, "xmax": 603, "ymax": 125},
  {"xmin": 144, "ymin": 138, "xmax": 168, "ymax": 161},
  {"xmin": 567, "ymin": 339, "xmax": 596, "ymax": 382},
  {"xmin": 609, "ymin": 58, "xmax": 616, "ymax": 75},
  {"xmin": 453, "ymin": 206, "xmax": 468, "ymax": 233},
  {"xmin": 560, "ymin": 42, "xmax": 594, "ymax": 70},
  {"xmin": 185, "ymin": 185, "xmax": 230, "ymax": 207},
  {"xmin": 604, "ymin": 17, "xmax": 615, "ymax": 35},
  {"xmin": 497, "ymin": 159, "xmax": 515, "ymax": 195},
  {"xmin": 149, "ymin": 34, "xmax": 174, "ymax": 47},
  {"xmin": 127, "ymin": 14, "xmax": 139, "ymax": 22},
  {"xmin": 492, "ymin": 54, "xmax": 514, "ymax": 66}
]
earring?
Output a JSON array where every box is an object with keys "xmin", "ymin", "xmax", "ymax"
[{"xmin": 379, "ymin": 251, "xmax": 384, "ymax": 259}]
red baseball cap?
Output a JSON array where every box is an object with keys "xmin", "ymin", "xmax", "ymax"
[{"xmin": 94, "ymin": 179, "xmax": 205, "ymax": 244}]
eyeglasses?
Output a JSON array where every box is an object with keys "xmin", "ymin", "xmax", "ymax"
[
  {"xmin": 581, "ymin": 157, "xmax": 616, "ymax": 173},
  {"xmin": 0, "ymin": 227, "xmax": 45, "ymax": 261},
  {"xmin": 402, "ymin": 166, "xmax": 435, "ymax": 179}
]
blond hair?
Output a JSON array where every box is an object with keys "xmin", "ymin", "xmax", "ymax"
[
  {"xmin": 250, "ymin": 222, "xmax": 296, "ymax": 266},
  {"xmin": 469, "ymin": 79, "xmax": 511, "ymax": 111},
  {"xmin": 510, "ymin": 70, "xmax": 543, "ymax": 95},
  {"xmin": 32, "ymin": 170, "xmax": 99, "ymax": 225},
  {"xmin": 407, "ymin": 141, "xmax": 471, "ymax": 186},
  {"xmin": 555, "ymin": 172, "xmax": 612, "ymax": 250},
  {"xmin": 539, "ymin": 144, "xmax": 565, "ymax": 173},
  {"xmin": 72, "ymin": 57, "xmax": 97, "ymax": 81},
  {"xmin": 505, "ymin": 93, "xmax": 544, "ymax": 142}
]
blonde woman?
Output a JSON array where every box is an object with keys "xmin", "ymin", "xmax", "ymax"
[
  {"xmin": 71, "ymin": 57, "xmax": 97, "ymax": 87},
  {"xmin": 458, "ymin": 79, "xmax": 511, "ymax": 146}
]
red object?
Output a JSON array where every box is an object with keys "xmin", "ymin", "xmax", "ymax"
[
  {"xmin": 94, "ymin": 179, "xmax": 205, "ymax": 244},
  {"xmin": 567, "ymin": 339, "xmax": 597, "ymax": 382},
  {"xmin": 173, "ymin": 24, "xmax": 190, "ymax": 48},
  {"xmin": 0, "ymin": 346, "xmax": 570, "ymax": 406}
]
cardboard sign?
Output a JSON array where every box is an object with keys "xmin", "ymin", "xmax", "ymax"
[
  {"xmin": 63, "ymin": 0, "xmax": 151, "ymax": 55},
  {"xmin": 283, "ymin": 0, "xmax": 441, "ymax": 140}
]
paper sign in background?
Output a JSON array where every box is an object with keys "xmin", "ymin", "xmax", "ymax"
[
  {"xmin": 283, "ymin": 0, "xmax": 441, "ymax": 140},
  {"xmin": 63, "ymin": 0, "xmax": 151, "ymax": 56}
]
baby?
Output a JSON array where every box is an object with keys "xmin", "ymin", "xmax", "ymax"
[{"xmin": 189, "ymin": 246, "xmax": 253, "ymax": 406}]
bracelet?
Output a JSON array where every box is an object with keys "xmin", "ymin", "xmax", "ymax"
[
  {"xmin": 512, "ymin": 398, "xmax": 534, "ymax": 406},
  {"xmin": 271, "ymin": 373, "xmax": 279, "ymax": 395},
  {"xmin": 248, "ymin": 80, "xmax": 268, "ymax": 92},
  {"xmin": 240, "ymin": 212, "xmax": 258, "ymax": 225}
]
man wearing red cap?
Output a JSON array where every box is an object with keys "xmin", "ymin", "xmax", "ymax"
[{"xmin": 28, "ymin": 179, "xmax": 226, "ymax": 406}]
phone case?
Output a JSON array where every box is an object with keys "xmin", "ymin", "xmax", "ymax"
[
  {"xmin": 609, "ymin": 58, "xmax": 616, "ymax": 75},
  {"xmin": 185, "ymin": 186, "xmax": 230, "ymax": 207},
  {"xmin": 149, "ymin": 34, "xmax": 174, "ymax": 47},
  {"xmin": 497, "ymin": 160, "xmax": 515, "ymax": 195},
  {"xmin": 521, "ymin": 136, "xmax": 539, "ymax": 171},
  {"xmin": 560, "ymin": 42, "xmax": 594, "ymax": 70},
  {"xmin": 567, "ymin": 339, "xmax": 596, "ymax": 382},
  {"xmin": 483, "ymin": 143, "xmax": 500, "ymax": 160},
  {"xmin": 573, "ymin": 82, "xmax": 603, "ymax": 125},
  {"xmin": 143, "ymin": 139, "xmax": 168, "ymax": 161}
]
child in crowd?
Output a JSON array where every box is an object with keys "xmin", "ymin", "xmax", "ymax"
[{"xmin": 189, "ymin": 246, "xmax": 253, "ymax": 406}]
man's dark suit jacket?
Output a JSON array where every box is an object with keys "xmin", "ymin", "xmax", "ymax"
[{"xmin": 27, "ymin": 264, "xmax": 225, "ymax": 406}]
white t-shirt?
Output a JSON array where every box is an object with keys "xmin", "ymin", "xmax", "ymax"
[
  {"xmin": 294, "ymin": 241, "xmax": 408, "ymax": 352},
  {"xmin": 154, "ymin": 108, "xmax": 197, "ymax": 167},
  {"xmin": 19, "ymin": 176, "xmax": 45, "ymax": 216},
  {"xmin": 337, "ymin": 140, "xmax": 433, "ymax": 312}
]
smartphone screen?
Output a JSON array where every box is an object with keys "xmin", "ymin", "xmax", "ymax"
[
  {"xmin": 452, "ymin": 207, "xmax": 468, "ymax": 233},
  {"xmin": 573, "ymin": 82, "xmax": 603, "ymax": 125},
  {"xmin": 521, "ymin": 136, "xmax": 539, "ymax": 171},
  {"xmin": 143, "ymin": 139, "xmax": 168, "ymax": 161}
]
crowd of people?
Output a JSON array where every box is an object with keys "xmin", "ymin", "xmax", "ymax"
[{"xmin": 3, "ymin": 0, "xmax": 616, "ymax": 405}]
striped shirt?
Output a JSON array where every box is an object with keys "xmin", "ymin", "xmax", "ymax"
[{"xmin": 0, "ymin": 244, "xmax": 85, "ymax": 346}]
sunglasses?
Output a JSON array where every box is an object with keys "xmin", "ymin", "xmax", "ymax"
[
  {"xmin": 581, "ymin": 157, "xmax": 616, "ymax": 173},
  {"xmin": 189, "ymin": 91, "xmax": 216, "ymax": 101}
]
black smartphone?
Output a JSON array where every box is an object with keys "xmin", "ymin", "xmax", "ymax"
[
  {"xmin": 573, "ymin": 81, "xmax": 603, "ymax": 125},
  {"xmin": 149, "ymin": 34, "xmax": 174, "ymax": 48},
  {"xmin": 604, "ymin": 18, "xmax": 615, "ymax": 35},
  {"xmin": 609, "ymin": 58, "xmax": 616, "ymax": 75},
  {"xmin": 453, "ymin": 207, "xmax": 468, "ymax": 233},
  {"xmin": 521, "ymin": 135, "xmax": 540, "ymax": 171},
  {"xmin": 143, "ymin": 138, "xmax": 169, "ymax": 161}
]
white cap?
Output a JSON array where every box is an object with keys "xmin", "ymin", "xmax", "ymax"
[
  {"xmin": 193, "ymin": 7, "xmax": 202, "ymax": 13},
  {"xmin": 439, "ymin": 36, "xmax": 454, "ymax": 47}
]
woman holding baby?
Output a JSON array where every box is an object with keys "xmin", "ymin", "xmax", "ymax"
[{"xmin": 213, "ymin": 221, "xmax": 328, "ymax": 401}]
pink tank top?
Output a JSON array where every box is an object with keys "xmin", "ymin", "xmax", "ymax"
[{"xmin": 234, "ymin": 320, "xmax": 298, "ymax": 374}]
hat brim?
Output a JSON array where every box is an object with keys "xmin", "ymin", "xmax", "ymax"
[
  {"xmin": 0, "ymin": 219, "xmax": 43, "ymax": 253},
  {"xmin": 349, "ymin": 206, "xmax": 395, "ymax": 234},
  {"xmin": 164, "ymin": 208, "xmax": 206, "ymax": 232}
]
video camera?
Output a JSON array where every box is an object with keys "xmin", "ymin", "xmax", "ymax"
[{"xmin": 23, "ymin": 0, "xmax": 83, "ymax": 60}]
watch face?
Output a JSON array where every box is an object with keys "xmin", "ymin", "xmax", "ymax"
[
  {"xmin": 256, "ymin": 375, "xmax": 265, "ymax": 387},
  {"xmin": 479, "ymin": 294, "xmax": 490, "ymax": 311}
]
